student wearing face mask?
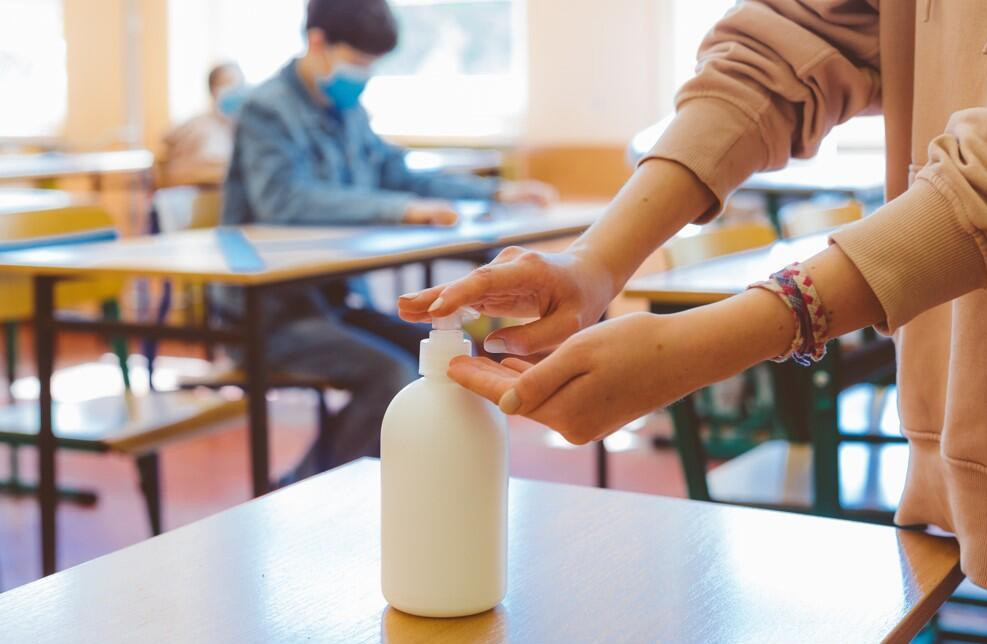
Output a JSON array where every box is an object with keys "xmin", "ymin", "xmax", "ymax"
[
  {"xmin": 161, "ymin": 62, "xmax": 246, "ymax": 187},
  {"xmin": 219, "ymin": 0, "xmax": 554, "ymax": 483}
]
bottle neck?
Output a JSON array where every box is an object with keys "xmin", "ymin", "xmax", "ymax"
[{"xmin": 419, "ymin": 329, "xmax": 471, "ymax": 378}]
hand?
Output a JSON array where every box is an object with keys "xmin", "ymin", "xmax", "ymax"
[
  {"xmin": 398, "ymin": 246, "xmax": 616, "ymax": 356},
  {"xmin": 447, "ymin": 290, "xmax": 797, "ymax": 444},
  {"xmin": 403, "ymin": 199, "xmax": 459, "ymax": 226},
  {"xmin": 495, "ymin": 180, "xmax": 559, "ymax": 207}
]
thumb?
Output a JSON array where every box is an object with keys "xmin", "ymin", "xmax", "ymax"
[
  {"xmin": 497, "ymin": 347, "xmax": 585, "ymax": 416},
  {"xmin": 483, "ymin": 313, "xmax": 581, "ymax": 356}
]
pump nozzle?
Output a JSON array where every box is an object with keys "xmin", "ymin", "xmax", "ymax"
[
  {"xmin": 432, "ymin": 306, "xmax": 479, "ymax": 331},
  {"xmin": 420, "ymin": 307, "xmax": 478, "ymax": 377}
]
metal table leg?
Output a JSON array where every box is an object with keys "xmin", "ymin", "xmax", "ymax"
[
  {"xmin": 244, "ymin": 287, "xmax": 270, "ymax": 496},
  {"xmin": 34, "ymin": 276, "xmax": 57, "ymax": 576}
]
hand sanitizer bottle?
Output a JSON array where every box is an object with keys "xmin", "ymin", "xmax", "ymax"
[{"xmin": 381, "ymin": 307, "xmax": 509, "ymax": 617}]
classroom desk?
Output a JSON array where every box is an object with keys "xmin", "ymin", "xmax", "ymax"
[
  {"xmin": 0, "ymin": 201, "xmax": 602, "ymax": 577},
  {"xmin": 624, "ymin": 231, "xmax": 829, "ymax": 308},
  {"xmin": 405, "ymin": 147, "xmax": 504, "ymax": 175},
  {"xmin": 0, "ymin": 150, "xmax": 154, "ymax": 189},
  {"xmin": 0, "ymin": 459, "xmax": 962, "ymax": 643},
  {"xmin": 743, "ymin": 151, "xmax": 885, "ymax": 200},
  {"xmin": 0, "ymin": 188, "xmax": 86, "ymax": 216}
]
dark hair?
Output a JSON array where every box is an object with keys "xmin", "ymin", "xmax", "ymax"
[
  {"xmin": 208, "ymin": 63, "xmax": 240, "ymax": 94},
  {"xmin": 306, "ymin": 0, "xmax": 399, "ymax": 56}
]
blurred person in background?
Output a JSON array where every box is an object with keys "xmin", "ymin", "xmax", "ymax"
[{"xmin": 161, "ymin": 62, "xmax": 245, "ymax": 186}]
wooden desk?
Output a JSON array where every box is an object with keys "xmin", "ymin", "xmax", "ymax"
[
  {"xmin": 0, "ymin": 203, "xmax": 600, "ymax": 284},
  {"xmin": 0, "ymin": 459, "xmax": 962, "ymax": 644},
  {"xmin": 624, "ymin": 232, "xmax": 830, "ymax": 309},
  {"xmin": 743, "ymin": 151, "xmax": 885, "ymax": 200},
  {"xmin": 405, "ymin": 147, "xmax": 504, "ymax": 175},
  {"xmin": 0, "ymin": 202, "xmax": 602, "ymax": 576},
  {"xmin": 0, "ymin": 189, "xmax": 86, "ymax": 216},
  {"xmin": 0, "ymin": 150, "xmax": 154, "ymax": 188}
]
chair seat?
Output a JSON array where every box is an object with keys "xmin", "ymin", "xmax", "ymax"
[
  {"xmin": 0, "ymin": 390, "xmax": 245, "ymax": 454},
  {"xmin": 179, "ymin": 368, "xmax": 342, "ymax": 392},
  {"xmin": 707, "ymin": 440, "xmax": 909, "ymax": 515}
]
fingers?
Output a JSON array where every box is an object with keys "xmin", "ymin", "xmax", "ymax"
[
  {"xmin": 497, "ymin": 348, "xmax": 588, "ymax": 417},
  {"xmin": 447, "ymin": 356, "xmax": 524, "ymax": 405},
  {"xmin": 482, "ymin": 313, "xmax": 581, "ymax": 356},
  {"xmin": 397, "ymin": 284, "xmax": 446, "ymax": 322},
  {"xmin": 427, "ymin": 261, "xmax": 531, "ymax": 318},
  {"xmin": 500, "ymin": 357, "xmax": 534, "ymax": 373}
]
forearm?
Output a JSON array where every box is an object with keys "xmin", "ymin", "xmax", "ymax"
[
  {"xmin": 681, "ymin": 244, "xmax": 884, "ymax": 387},
  {"xmin": 567, "ymin": 159, "xmax": 714, "ymax": 297}
]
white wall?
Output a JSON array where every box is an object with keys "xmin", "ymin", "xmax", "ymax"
[{"xmin": 523, "ymin": 0, "xmax": 675, "ymax": 146}]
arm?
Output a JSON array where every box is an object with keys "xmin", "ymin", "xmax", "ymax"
[
  {"xmin": 452, "ymin": 104, "xmax": 987, "ymax": 441},
  {"xmin": 405, "ymin": 0, "xmax": 884, "ymax": 344},
  {"xmin": 238, "ymin": 103, "xmax": 414, "ymax": 225}
]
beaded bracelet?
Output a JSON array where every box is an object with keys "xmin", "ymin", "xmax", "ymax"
[{"xmin": 749, "ymin": 262, "xmax": 830, "ymax": 366}]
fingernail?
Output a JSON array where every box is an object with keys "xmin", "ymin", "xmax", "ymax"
[
  {"xmin": 399, "ymin": 291, "xmax": 420, "ymax": 300},
  {"xmin": 484, "ymin": 338, "xmax": 507, "ymax": 354},
  {"xmin": 499, "ymin": 388, "xmax": 521, "ymax": 414},
  {"xmin": 427, "ymin": 297, "xmax": 444, "ymax": 313}
]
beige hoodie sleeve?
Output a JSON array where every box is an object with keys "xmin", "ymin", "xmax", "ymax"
[
  {"xmin": 831, "ymin": 109, "xmax": 987, "ymax": 331},
  {"xmin": 641, "ymin": 0, "xmax": 881, "ymax": 220}
]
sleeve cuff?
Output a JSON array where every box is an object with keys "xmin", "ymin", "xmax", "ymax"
[
  {"xmin": 637, "ymin": 97, "xmax": 768, "ymax": 223},
  {"xmin": 377, "ymin": 194, "xmax": 415, "ymax": 224},
  {"xmin": 830, "ymin": 178, "xmax": 987, "ymax": 333}
]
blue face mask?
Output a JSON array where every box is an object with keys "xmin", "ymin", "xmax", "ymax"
[
  {"xmin": 316, "ymin": 63, "xmax": 371, "ymax": 111},
  {"xmin": 216, "ymin": 86, "xmax": 248, "ymax": 117}
]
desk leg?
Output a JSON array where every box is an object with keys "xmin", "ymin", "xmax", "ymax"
[
  {"xmin": 244, "ymin": 287, "xmax": 270, "ymax": 496},
  {"xmin": 808, "ymin": 348, "xmax": 841, "ymax": 517},
  {"xmin": 34, "ymin": 276, "xmax": 57, "ymax": 576}
]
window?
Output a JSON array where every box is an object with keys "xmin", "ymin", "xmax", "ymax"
[
  {"xmin": 168, "ymin": 0, "xmax": 308, "ymax": 124},
  {"xmin": 0, "ymin": 0, "xmax": 66, "ymax": 138},
  {"xmin": 363, "ymin": 0, "xmax": 525, "ymax": 141},
  {"xmin": 168, "ymin": 0, "xmax": 524, "ymax": 142}
]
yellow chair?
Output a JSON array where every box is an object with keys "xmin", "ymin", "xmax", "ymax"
[
  {"xmin": 663, "ymin": 222, "xmax": 779, "ymax": 269},
  {"xmin": 0, "ymin": 202, "xmax": 244, "ymax": 536},
  {"xmin": 778, "ymin": 199, "xmax": 863, "ymax": 239},
  {"xmin": 0, "ymin": 203, "xmax": 128, "ymax": 389}
]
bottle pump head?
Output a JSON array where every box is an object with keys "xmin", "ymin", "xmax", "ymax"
[{"xmin": 419, "ymin": 307, "xmax": 478, "ymax": 377}]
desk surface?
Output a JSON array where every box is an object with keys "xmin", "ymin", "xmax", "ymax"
[
  {"xmin": 0, "ymin": 189, "xmax": 86, "ymax": 216},
  {"xmin": 0, "ymin": 150, "xmax": 154, "ymax": 181},
  {"xmin": 0, "ymin": 202, "xmax": 601, "ymax": 285},
  {"xmin": 0, "ymin": 459, "xmax": 961, "ymax": 644},
  {"xmin": 625, "ymin": 232, "xmax": 830, "ymax": 306},
  {"xmin": 404, "ymin": 147, "xmax": 504, "ymax": 174},
  {"xmin": 743, "ymin": 151, "xmax": 885, "ymax": 195}
]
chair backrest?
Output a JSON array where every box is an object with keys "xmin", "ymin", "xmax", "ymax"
[
  {"xmin": 779, "ymin": 199, "xmax": 863, "ymax": 239},
  {"xmin": 0, "ymin": 204, "xmax": 117, "ymax": 252},
  {"xmin": 0, "ymin": 204, "xmax": 123, "ymax": 322},
  {"xmin": 663, "ymin": 222, "xmax": 778, "ymax": 269},
  {"xmin": 152, "ymin": 186, "xmax": 222, "ymax": 233}
]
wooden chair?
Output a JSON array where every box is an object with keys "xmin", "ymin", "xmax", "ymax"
[
  {"xmin": 663, "ymin": 222, "xmax": 778, "ymax": 268},
  {"xmin": 778, "ymin": 199, "xmax": 863, "ymax": 238},
  {"xmin": 0, "ymin": 203, "xmax": 245, "ymax": 535}
]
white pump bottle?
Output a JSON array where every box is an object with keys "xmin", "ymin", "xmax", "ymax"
[{"xmin": 380, "ymin": 308, "xmax": 509, "ymax": 618}]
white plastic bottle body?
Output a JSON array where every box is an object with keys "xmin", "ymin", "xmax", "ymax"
[{"xmin": 381, "ymin": 376, "xmax": 509, "ymax": 618}]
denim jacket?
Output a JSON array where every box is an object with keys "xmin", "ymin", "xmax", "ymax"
[
  {"xmin": 222, "ymin": 60, "xmax": 500, "ymax": 227},
  {"xmin": 216, "ymin": 61, "xmax": 500, "ymax": 323}
]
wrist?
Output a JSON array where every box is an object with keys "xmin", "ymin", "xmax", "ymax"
[{"xmin": 683, "ymin": 289, "xmax": 797, "ymax": 378}]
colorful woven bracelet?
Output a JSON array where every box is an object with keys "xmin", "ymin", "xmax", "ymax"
[{"xmin": 749, "ymin": 262, "xmax": 830, "ymax": 366}]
